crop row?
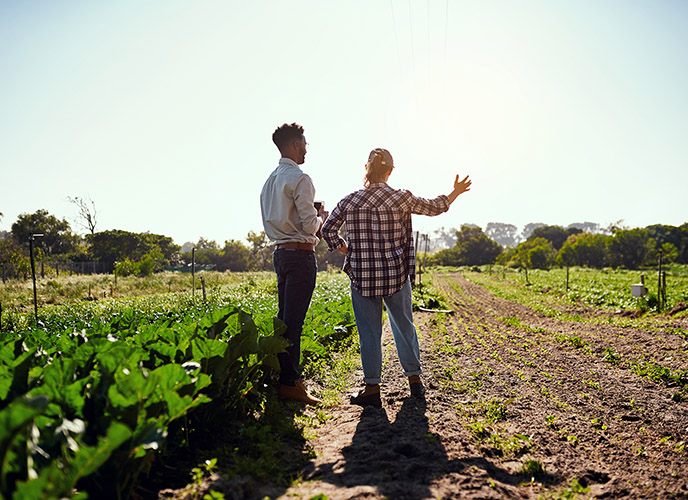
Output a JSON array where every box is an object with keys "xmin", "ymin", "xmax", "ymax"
[{"xmin": 466, "ymin": 265, "xmax": 688, "ymax": 317}]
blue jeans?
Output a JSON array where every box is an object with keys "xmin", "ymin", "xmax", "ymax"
[
  {"xmin": 350, "ymin": 279, "xmax": 421, "ymax": 385},
  {"xmin": 273, "ymin": 249, "xmax": 317, "ymax": 385}
]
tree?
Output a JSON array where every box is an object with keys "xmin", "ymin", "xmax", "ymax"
[
  {"xmin": 11, "ymin": 209, "xmax": 80, "ymax": 255},
  {"xmin": 68, "ymin": 196, "xmax": 98, "ymax": 234},
  {"xmin": 219, "ymin": 240, "xmax": 251, "ymax": 271},
  {"xmin": 530, "ymin": 225, "xmax": 581, "ymax": 250},
  {"xmin": 679, "ymin": 223, "xmax": 688, "ymax": 264},
  {"xmin": 500, "ymin": 237, "xmax": 555, "ymax": 282},
  {"xmin": 429, "ymin": 227, "xmax": 459, "ymax": 251},
  {"xmin": 520, "ymin": 223, "xmax": 545, "ymax": 242},
  {"xmin": 87, "ymin": 230, "xmax": 180, "ymax": 272},
  {"xmin": 645, "ymin": 240, "xmax": 679, "ymax": 266},
  {"xmin": 608, "ymin": 228, "xmax": 650, "ymax": 269},
  {"xmin": 432, "ymin": 225, "xmax": 502, "ymax": 266},
  {"xmin": 485, "ymin": 222, "xmax": 519, "ymax": 247},
  {"xmin": 567, "ymin": 222, "xmax": 601, "ymax": 234},
  {"xmin": 645, "ymin": 224, "xmax": 686, "ymax": 264},
  {"xmin": 188, "ymin": 239, "xmax": 220, "ymax": 267},
  {"xmin": 246, "ymin": 230, "xmax": 273, "ymax": 270},
  {"xmin": 0, "ymin": 237, "xmax": 30, "ymax": 280},
  {"xmin": 557, "ymin": 233, "xmax": 610, "ymax": 268}
]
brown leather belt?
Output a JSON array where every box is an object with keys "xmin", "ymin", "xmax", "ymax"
[{"xmin": 276, "ymin": 242, "xmax": 315, "ymax": 251}]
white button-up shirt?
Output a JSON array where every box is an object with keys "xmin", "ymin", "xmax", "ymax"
[{"xmin": 260, "ymin": 158, "xmax": 322, "ymax": 245}]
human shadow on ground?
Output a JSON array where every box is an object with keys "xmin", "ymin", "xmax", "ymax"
[{"xmin": 311, "ymin": 395, "xmax": 547, "ymax": 499}]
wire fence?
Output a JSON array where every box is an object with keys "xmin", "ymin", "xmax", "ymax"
[{"xmin": 1, "ymin": 261, "xmax": 110, "ymax": 283}]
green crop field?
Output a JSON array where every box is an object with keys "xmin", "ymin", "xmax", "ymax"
[
  {"xmin": 449, "ymin": 265, "xmax": 688, "ymax": 321},
  {"xmin": 0, "ymin": 270, "xmax": 358, "ymax": 499},
  {"xmin": 1, "ymin": 266, "xmax": 687, "ymax": 498}
]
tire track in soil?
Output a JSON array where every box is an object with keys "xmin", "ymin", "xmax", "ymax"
[{"xmin": 278, "ymin": 273, "xmax": 688, "ymax": 500}]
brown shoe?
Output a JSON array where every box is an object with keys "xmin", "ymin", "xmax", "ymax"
[
  {"xmin": 278, "ymin": 379, "xmax": 322, "ymax": 405},
  {"xmin": 408, "ymin": 375, "xmax": 425, "ymax": 397},
  {"xmin": 350, "ymin": 383, "xmax": 382, "ymax": 407}
]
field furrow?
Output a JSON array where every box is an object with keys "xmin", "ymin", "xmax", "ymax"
[{"xmin": 286, "ymin": 271, "xmax": 688, "ymax": 500}]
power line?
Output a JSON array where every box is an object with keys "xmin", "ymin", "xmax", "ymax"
[
  {"xmin": 408, "ymin": 0, "xmax": 415, "ymax": 75},
  {"xmin": 444, "ymin": 0, "xmax": 449, "ymax": 66},
  {"xmin": 390, "ymin": 0, "xmax": 402, "ymax": 79}
]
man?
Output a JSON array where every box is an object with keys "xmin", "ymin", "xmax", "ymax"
[{"xmin": 260, "ymin": 123, "xmax": 325, "ymax": 405}]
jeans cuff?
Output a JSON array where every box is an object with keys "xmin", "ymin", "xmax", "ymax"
[
  {"xmin": 403, "ymin": 370, "xmax": 422, "ymax": 377},
  {"xmin": 363, "ymin": 377, "xmax": 382, "ymax": 385}
]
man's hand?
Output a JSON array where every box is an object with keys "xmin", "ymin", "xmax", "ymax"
[{"xmin": 337, "ymin": 243, "xmax": 348, "ymax": 255}]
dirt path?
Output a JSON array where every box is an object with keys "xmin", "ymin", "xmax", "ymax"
[{"xmin": 279, "ymin": 273, "xmax": 688, "ymax": 500}]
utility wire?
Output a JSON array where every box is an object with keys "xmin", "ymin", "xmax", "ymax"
[
  {"xmin": 408, "ymin": 0, "xmax": 415, "ymax": 75},
  {"xmin": 444, "ymin": 0, "xmax": 449, "ymax": 66},
  {"xmin": 390, "ymin": 0, "xmax": 402, "ymax": 79}
]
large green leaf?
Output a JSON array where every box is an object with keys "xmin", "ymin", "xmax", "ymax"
[
  {"xmin": 0, "ymin": 396, "xmax": 49, "ymax": 494},
  {"xmin": 258, "ymin": 335, "xmax": 289, "ymax": 356},
  {"xmin": 190, "ymin": 337, "xmax": 227, "ymax": 361},
  {"xmin": 0, "ymin": 366, "xmax": 12, "ymax": 402},
  {"xmin": 107, "ymin": 368, "xmax": 150, "ymax": 409},
  {"xmin": 197, "ymin": 306, "xmax": 239, "ymax": 339},
  {"xmin": 15, "ymin": 420, "xmax": 134, "ymax": 498},
  {"xmin": 0, "ymin": 344, "xmax": 37, "ymax": 410},
  {"xmin": 300, "ymin": 335, "xmax": 326, "ymax": 357},
  {"xmin": 147, "ymin": 364, "xmax": 191, "ymax": 395}
]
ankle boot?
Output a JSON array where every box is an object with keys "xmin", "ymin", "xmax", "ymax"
[
  {"xmin": 408, "ymin": 375, "xmax": 425, "ymax": 397},
  {"xmin": 350, "ymin": 383, "xmax": 381, "ymax": 407}
]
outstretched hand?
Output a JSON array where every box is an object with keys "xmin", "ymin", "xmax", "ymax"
[
  {"xmin": 448, "ymin": 174, "xmax": 472, "ymax": 203},
  {"xmin": 454, "ymin": 174, "xmax": 471, "ymax": 194}
]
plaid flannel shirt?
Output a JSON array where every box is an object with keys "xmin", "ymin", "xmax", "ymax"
[{"xmin": 322, "ymin": 182, "xmax": 450, "ymax": 297}]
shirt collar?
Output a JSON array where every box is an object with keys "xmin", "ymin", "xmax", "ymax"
[
  {"xmin": 279, "ymin": 157, "xmax": 299, "ymax": 167},
  {"xmin": 367, "ymin": 182, "xmax": 389, "ymax": 189}
]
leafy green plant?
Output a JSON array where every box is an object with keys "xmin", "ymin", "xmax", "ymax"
[
  {"xmin": 539, "ymin": 478, "xmax": 590, "ymax": 499},
  {"xmin": 521, "ymin": 458, "xmax": 545, "ymax": 476},
  {"xmin": 0, "ymin": 303, "xmax": 291, "ymax": 499}
]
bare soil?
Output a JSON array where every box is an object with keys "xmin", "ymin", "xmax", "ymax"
[{"xmin": 274, "ymin": 273, "xmax": 688, "ymax": 499}]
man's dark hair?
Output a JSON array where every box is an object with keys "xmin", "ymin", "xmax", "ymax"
[{"xmin": 272, "ymin": 123, "xmax": 304, "ymax": 151}]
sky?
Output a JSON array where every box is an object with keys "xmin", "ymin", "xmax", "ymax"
[{"xmin": 2, "ymin": 0, "xmax": 687, "ymax": 247}]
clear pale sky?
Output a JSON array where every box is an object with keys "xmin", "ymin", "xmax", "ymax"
[{"xmin": 2, "ymin": 1, "xmax": 687, "ymax": 246}]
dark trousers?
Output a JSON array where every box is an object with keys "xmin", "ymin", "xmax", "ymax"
[{"xmin": 273, "ymin": 248, "xmax": 317, "ymax": 385}]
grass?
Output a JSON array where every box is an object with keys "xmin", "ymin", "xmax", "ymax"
[{"xmin": 0, "ymin": 270, "xmax": 268, "ymax": 309}]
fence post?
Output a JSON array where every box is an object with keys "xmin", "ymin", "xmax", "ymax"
[
  {"xmin": 661, "ymin": 271, "xmax": 667, "ymax": 311},
  {"xmin": 29, "ymin": 233, "xmax": 43, "ymax": 325},
  {"xmin": 657, "ymin": 250, "xmax": 663, "ymax": 313},
  {"xmin": 192, "ymin": 248, "xmax": 196, "ymax": 300},
  {"xmin": 201, "ymin": 276, "xmax": 206, "ymax": 301}
]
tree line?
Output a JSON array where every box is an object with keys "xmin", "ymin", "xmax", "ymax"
[
  {"xmin": 1, "ymin": 209, "xmax": 686, "ymax": 281},
  {"xmin": 0, "ymin": 209, "xmax": 344, "ymax": 280},
  {"xmin": 428, "ymin": 223, "xmax": 688, "ymax": 271}
]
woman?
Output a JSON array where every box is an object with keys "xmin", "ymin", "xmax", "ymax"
[{"xmin": 321, "ymin": 148, "xmax": 471, "ymax": 406}]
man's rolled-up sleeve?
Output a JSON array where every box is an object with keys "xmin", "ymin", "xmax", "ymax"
[
  {"xmin": 322, "ymin": 204, "xmax": 346, "ymax": 251},
  {"xmin": 294, "ymin": 175, "xmax": 321, "ymax": 235}
]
